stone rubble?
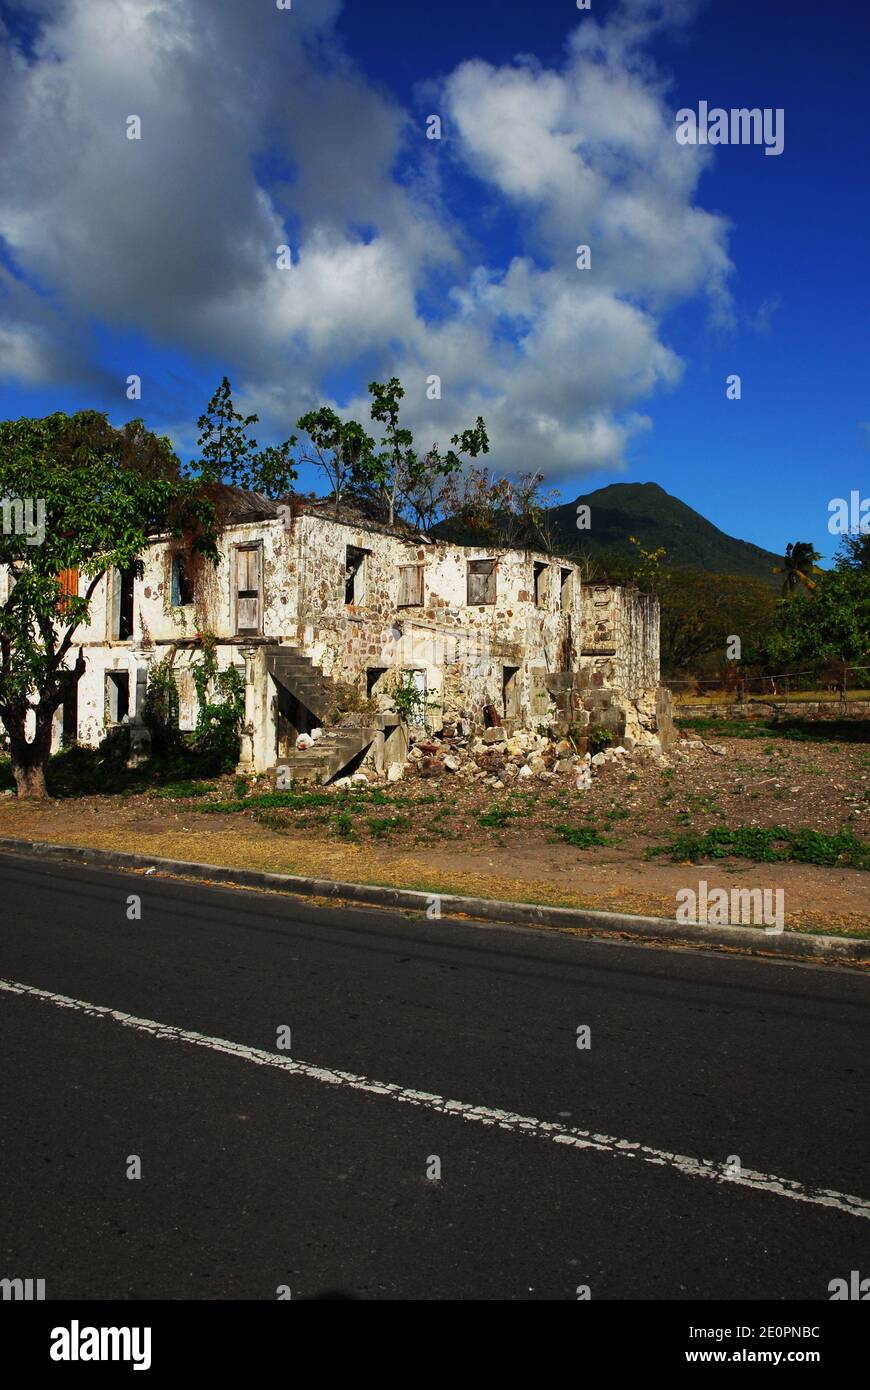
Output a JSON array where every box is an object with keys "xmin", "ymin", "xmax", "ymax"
[{"xmin": 366, "ymin": 721, "xmax": 681, "ymax": 786}]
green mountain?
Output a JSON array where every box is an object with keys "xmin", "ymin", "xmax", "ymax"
[{"xmin": 550, "ymin": 481, "xmax": 781, "ymax": 580}]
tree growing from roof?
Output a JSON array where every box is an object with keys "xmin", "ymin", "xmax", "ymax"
[
  {"xmin": 438, "ymin": 466, "xmax": 560, "ymax": 550},
  {"xmin": 196, "ymin": 376, "xmax": 297, "ymax": 498},
  {"xmin": 294, "ymin": 378, "xmax": 490, "ymax": 528},
  {"xmin": 294, "ymin": 407, "xmax": 376, "ymax": 516},
  {"xmin": 366, "ymin": 377, "xmax": 490, "ymax": 527},
  {"xmin": 772, "ymin": 541, "xmax": 823, "ymax": 595},
  {"xmin": 0, "ymin": 411, "xmax": 218, "ymax": 799}
]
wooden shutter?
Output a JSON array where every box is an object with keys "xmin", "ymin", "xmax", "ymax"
[
  {"xmin": 398, "ymin": 565, "xmax": 423, "ymax": 607},
  {"xmin": 58, "ymin": 567, "xmax": 79, "ymax": 615},
  {"xmin": 467, "ymin": 559, "xmax": 496, "ymax": 605},
  {"xmin": 236, "ymin": 547, "xmax": 262, "ymax": 633}
]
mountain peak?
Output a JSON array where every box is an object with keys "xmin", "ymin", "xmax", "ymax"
[{"xmin": 553, "ymin": 481, "xmax": 779, "ymax": 579}]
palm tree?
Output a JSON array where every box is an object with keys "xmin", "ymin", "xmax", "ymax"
[{"xmin": 773, "ymin": 541, "xmax": 823, "ymax": 595}]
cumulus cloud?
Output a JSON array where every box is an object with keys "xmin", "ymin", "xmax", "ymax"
[{"xmin": 0, "ymin": 0, "xmax": 733, "ymax": 481}]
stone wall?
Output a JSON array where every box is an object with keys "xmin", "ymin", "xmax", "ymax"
[
  {"xmin": 675, "ymin": 700, "xmax": 870, "ymax": 721},
  {"xmin": 2, "ymin": 503, "xmax": 663, "ymax": 772},
  {"xmin": 293, "ymin": 514, "xmax": 584, "ymax": 736}
]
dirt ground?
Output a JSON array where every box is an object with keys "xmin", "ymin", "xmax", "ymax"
[{"xmin": 1, "ymin": 727, "xmax": 868, "ymax": 938}]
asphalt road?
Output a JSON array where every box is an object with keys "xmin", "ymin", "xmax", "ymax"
[{"xmin": 0, "ymin": 850, "xmax": 868, "ymax": 1300}]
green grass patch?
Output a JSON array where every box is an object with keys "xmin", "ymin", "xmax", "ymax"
[
  {"xmin": 647, "ymin": 824, "xmax": 870, "ymax": 870},
  {"xmin": 478, "ymin": 805, "xmax": 518, "ymax": 829},
  {"xmin": 549, "ymin": 823, "xmax": 608, "ymax": 848},
  {"xmin": 151, "ymin": 780, "xmax": 215, "ymax": 799},
  {"xmin": 200, "ymin": 789, "xmax": 337, "ymax": 814},
  {"xmin": 366, "ymin": 816, "xmax": 413, "ymax": 839}
]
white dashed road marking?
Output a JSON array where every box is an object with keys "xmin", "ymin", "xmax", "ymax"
[{"xmin": 3, "ymin": 975, "xmax": 869, "ymax": 1222}]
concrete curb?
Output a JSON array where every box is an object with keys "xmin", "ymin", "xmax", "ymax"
[{"xmin": 1, "ymin": 835, "xmax": 868, "ymax": 965}]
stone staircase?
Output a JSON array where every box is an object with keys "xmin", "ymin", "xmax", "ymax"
[
  {"xmin": 265, "ymin": 646, "xmax": 377, "ymax": 784},
  {"xmin": 266, "ymin": 646, "xmax": 333, "ymax": 722},
  {"xmin": 283, "ymin": 727, "xmax": 378, "ymax": 785}
]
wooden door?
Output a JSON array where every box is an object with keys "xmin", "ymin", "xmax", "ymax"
[{"xmin": 235, "ymin": 547, "xmax": 262, "ymax": 634}]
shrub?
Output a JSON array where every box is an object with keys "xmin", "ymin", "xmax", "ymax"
[
  {"xmin": 191, "ymin": 635, "xmax": 245, "ymax": 772},
  {"xmin": 142, "ymin": 656, "xmax": 180, "ymax": 756},
  {"xmin": 390, "ymin": 670, "xmax": 436, "ymax": 725},
  {"xmin": 588, "ymin": 726, "xmax": 615, "ymax": 755}
]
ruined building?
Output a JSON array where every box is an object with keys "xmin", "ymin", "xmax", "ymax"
[{"xmin": 36, "ymin": 490, "xmax": 671, "ymax": 782}]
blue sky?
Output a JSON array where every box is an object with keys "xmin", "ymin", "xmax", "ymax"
[{"xmin": 0, "ymin": 0, "xmax": 867, "ymax": 565}]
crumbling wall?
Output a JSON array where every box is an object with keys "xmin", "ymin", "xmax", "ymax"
[
  {"xmin": 294, "ymin": 520, "xmax": 583, "ymax": 734},
  {"xmin": 27, "ymin": 505, "xmax": 663, "ymax": 768},
  {"xmin": 577, "ymin": 582, "xmax": 663, "ymax": 746}
]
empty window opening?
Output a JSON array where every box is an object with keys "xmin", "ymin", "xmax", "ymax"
[
  {"xmin": 397, "ymin": 564, "xmax": 424, "ymax": 607},
  {"xmin": 559, "ymin": 567, "xmax": 573, "ymax": 611},
  {"xmin": 367, "ymin": 667, "xmax": 388, "ymax": 698},
  {"xmin": 235, "ymin": 545, "xmax": 262, "ymax": 634},
  {"xmin": 170, "ymin": 552, "xmax": 194, "ymax": 606},
  {"xmin": 502, "ymin": 665, "xmax": 521, "ymax": 722},
  {"xmin": 62, "ymin": 685, "xmax": 78, "ymax": 744},
  {"xmin": 109, "ymin": 566, "xmax": 135, "ymax": 640},
  {"xmin": 533, "ymin": 562, "xmax": 547, "ymax": 606},
  {"xmin": 467, "ymin": 558, "xmax": 496, "ymax": 606},
  {"xmin": 106, "ymin": 671, "xmax": 130, "ymax": 725},
  {"xmin": 345, "ymin": 547, "xmax": 368, "ymax": 606}
]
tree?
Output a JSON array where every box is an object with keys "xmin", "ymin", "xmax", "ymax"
[
  {"xmin": 439, "ymin": 466, "xmax": 560, "ymax": 550},
  {"xmin": 295, "ymin": 407, "xmax": 375, "ymax": 515},
  {"xmin": 772, "ymin": 541, "xmax": 823, "ymax": 595},
  {"xmin": 620, "ymin": 542, "xmax": 776, "ymax": 676},
  {"xmin": 196, "ymin": 377, "xmax": 296, "ymax": 498},
  {"xmin": 835, "ymin": 530, "xmax": 870, "ymax": 573},
  {"xmin": 658, "ymin": 570, "xmax": 776, "ymax": 676},
  {"xmin": 367, "ymin": 377, "xmax": 489, "ymax": 526},
  {"xmin": 0, "ymin": 411, "xmax": 217, "ymax": 798},
  {"xmin": 769, "ymin": 568, "xmax": 870, "ymax": 673}
]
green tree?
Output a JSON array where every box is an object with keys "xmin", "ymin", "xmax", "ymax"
[
  {"xmin": 295, "ymin": 407, "xmax": 375, "ymax": 515},
  {"xmin": 769, "ymin": 568, "xmax": 870, "ymax": 671},
  {"xmin": 367, "ymin": 377, "xmax": 489, "ymax": 526},
  {"xmin": 658, "ymin": 570, "xmax": 776, "ymax": 675},
  {"xmin": 835, "ymin": 530, "xmax": 870, "ymax": 573},
  {"xmin": 772, "ymin": 541, "xmax": 823, "ymax": 595},
  {"xmin": 0, "ymin": 411, "xmax": 217, "ymax": 798},
  {"xmin": 196, "ymin": 376, "xmax": 297, "ymax": 498}
]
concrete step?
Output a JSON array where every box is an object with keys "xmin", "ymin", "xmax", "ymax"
[{"xmin": 280, "ymin": 727, "xmax": 377, "ymax": 784}]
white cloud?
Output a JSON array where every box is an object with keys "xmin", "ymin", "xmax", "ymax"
[{"xmin": 0, "ymin": 0, "xmax": 733, "ymax": 482}]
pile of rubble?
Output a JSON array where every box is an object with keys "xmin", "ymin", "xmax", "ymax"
[{"xmin": 394, "ymin": 723, "xmax": 666, "ymax": 791}]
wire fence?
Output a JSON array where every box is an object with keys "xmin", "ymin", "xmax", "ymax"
[{"xmin": 665, "ymin": 665, "xmax": 870, "ymax": 703}]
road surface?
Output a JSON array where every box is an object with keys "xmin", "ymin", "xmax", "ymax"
[{"xmin": 0, "ymin": 850, "xmax": 867, "ymax": 1300}]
